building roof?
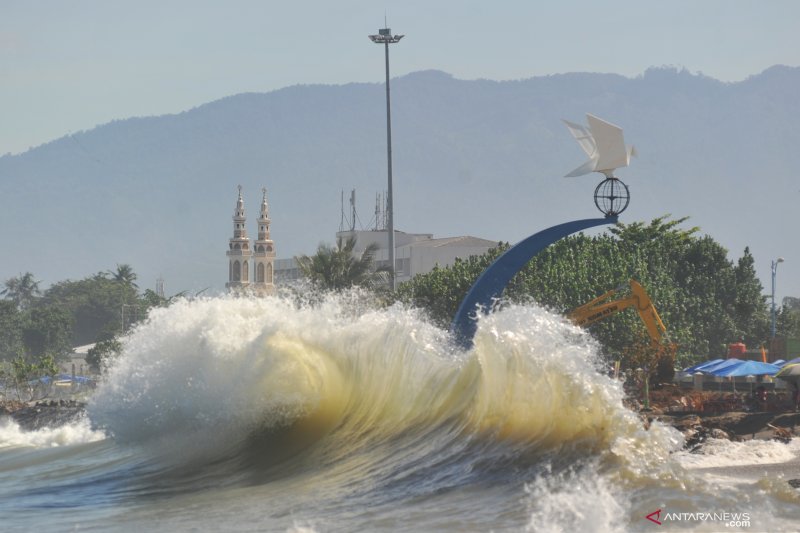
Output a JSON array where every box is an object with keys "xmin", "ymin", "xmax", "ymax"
[
  {"xmin": 399, "ymin": 236, "xmax": 499, "ymax": 249},
  {"xmin": 73, "ymin": 343, "xmax": 96, "ymax": 354}
]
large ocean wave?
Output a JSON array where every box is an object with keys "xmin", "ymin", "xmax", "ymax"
[
  {"xmin": 87, "ymin": 294, "xmax": 676, "ymax": 467},
  {"xmin": 3, "ymin": 293, "xmax": 797, "ymax": 531}
]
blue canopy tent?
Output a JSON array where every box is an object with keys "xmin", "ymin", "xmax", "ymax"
[
  {"xmin": 710, "ymin": 360, "xmax": 780, "ymax": 377},
  {"xmin": 703, "ymin": 360, "xmax": 780, "ymax": 394},
  {"xmin": 29, "ymin": 373, "xmax": 95, "ymax": 385},
  {"xmin": 683, "ymin": 359, "xmax": 724, "ymax": 373},
  {"xmin": 697, "ymin": 358, "xmax": 743, "ymax": 375}
]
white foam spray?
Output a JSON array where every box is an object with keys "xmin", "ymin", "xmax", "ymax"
[{"xmin": 0, "ymin": 416, "xmax": 106, "ymax": 449}]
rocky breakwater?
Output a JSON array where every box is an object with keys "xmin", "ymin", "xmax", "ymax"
[
  {"xmin": 1, "ymin": 400, "xmax": 87, "ymax": 431},
  {"xmin": 654, "ymin": 411, "xmax": 800, "ymax": 445}
]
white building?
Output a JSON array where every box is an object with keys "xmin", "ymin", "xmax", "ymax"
[
  {"xmin": 60, "ymin": 343, "xmax": 94, "ymax": 376},
  {"xmin": 275, "ymin": 229, "xmax": 498, "ymax": 285},
  {"xmin": 226, "ymin": 186, "xmax": 276, "ymax": 295}
]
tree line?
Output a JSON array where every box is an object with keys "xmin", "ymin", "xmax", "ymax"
[
  {"xmin": 392, "ymin": 216, "xmax": 800, "ymax": 367},
  {"xmin": 0, "ymin": 265, "xmax": 173, "ymax": 378},
  {"xmin": 4, "ymin": 216, "xmax": 798, "ymax": 384}
]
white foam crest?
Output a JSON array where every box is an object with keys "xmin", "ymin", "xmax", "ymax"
[
  {"xmin": 676, "ymin": 437, "xmax": 800, "ymax": 469},
  {"xmin": 525, "ymin": 462, "xmax": 629, "ymax": 533},
  {"xmin": 286, "ymin": 522, "xmax": 319, "ymax": 533},
  {"xmin": 86, "ymin": 293, "xmax": 453, "ymax": 446},
  {"xmin": 89, "ymin": 295, "xmax": 334, "ymax": 442},
  {"xmin": 0, "ymin": 416, "xmax": 106, "ymax": 449}
]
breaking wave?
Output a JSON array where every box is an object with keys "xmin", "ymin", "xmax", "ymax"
[
  {"xmin": 87, "ymin": 293, "xmax": 675, "ymax": 467},
  {"xmin": 0, "ymin": 416, "xmax": 105, "ymax": 449},
  {"xmin": 4, "ymin": 291, "xmax": 798, "ymax": 531}
]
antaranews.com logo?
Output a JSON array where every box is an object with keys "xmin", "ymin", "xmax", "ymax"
[{"xmin": 646, "ymin": 509, "xmax": 751, "ymax": 528}]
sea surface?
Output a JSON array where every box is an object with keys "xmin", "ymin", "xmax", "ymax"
[{"xmin": 1, "ymin": 294, "xmax": 799, "ymax": 532}]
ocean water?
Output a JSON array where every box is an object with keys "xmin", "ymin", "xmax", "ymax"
[{"xmin": 1, "ymin": 294, "xmax": 798, "ymax": 532}]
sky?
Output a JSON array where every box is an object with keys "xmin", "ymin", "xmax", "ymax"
[{"xmin": 2, "ymin": 0, "xmax": 799, "ymax": 155}]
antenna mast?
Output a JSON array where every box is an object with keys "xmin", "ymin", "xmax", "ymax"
[
  {"xmin": 374, "ymin": 193, "xmax": 381, "ymax": 231},
  {"xmin": 350, "ymin": 189, "xmax": 356, "ymax": 232},
  {"xmin": 339, "ymin": 189, "xmax": 345, "ymax": 232}
]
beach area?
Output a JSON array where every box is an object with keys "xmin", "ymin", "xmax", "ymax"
[
  {"xmin": 2, "ymin": 299, "xmax": 800, "ymax": 531},
  {"xmin": 637, "ymin": 387, "xmax": 800, "ymax": 498}
]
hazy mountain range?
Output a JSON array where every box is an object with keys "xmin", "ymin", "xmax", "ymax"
[{"xmin": 1, "ymin": 66, "xmax": 798, "ymax": 298}]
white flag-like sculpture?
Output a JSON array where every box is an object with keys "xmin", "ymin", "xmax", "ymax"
[{"xmin": 563, "ymin": 114, "xmax": 637, "ymax": 177}]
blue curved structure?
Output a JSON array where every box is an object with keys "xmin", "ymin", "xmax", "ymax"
[{"xmin": 450, "ymin": 217, "xmax": 618, "ymax": 349}]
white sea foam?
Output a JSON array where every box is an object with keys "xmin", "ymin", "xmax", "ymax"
[
  {"xmin": 0, "ymin": 416, "xmax": 106, "ymax": 449},
  {"xmin": 286, "ymin": 522, "xmax": 319, "ymax": 533},
  {"xmin": 676, "ymin": 437, "xmax": 800, "ymax": 469},
  {"xmin": 525, "ymin": 462, "xmax": 628, "ymax": 533}
]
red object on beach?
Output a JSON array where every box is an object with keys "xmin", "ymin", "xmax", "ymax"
[{"xmin": 728, "ymin": 342, "xmax": 746, "ymax": 358}]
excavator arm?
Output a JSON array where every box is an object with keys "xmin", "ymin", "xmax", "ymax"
[
  {"xmin": 567, "ymin": 280, "xmax": 669, "ymax": 348},
  {"xmin": 568, "ymin": 279, "xmax": 677, "ymax": 393}
]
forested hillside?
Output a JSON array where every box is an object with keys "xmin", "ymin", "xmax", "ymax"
[{"xmin": 1, "ymin": 66, "xmax": 797, "ymax": 296}]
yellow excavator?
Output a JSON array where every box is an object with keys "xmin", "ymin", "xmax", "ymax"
[
  {"xmin": 568, "ymin": 280, "xmax": 667, "ymax": 342},
  {"xmin": 567, "ymin": 279, "xmax": 676, "ymax": 385}
]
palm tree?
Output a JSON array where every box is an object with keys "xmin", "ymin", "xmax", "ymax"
[
  {"xmin": 107, "ymin": 263, "xmax": 138, "ymax": 288},
  {"xmin": 1, "ymin": 272, "xmax": 41, "ymax": 310},
  {"xmin": 295, "ymin": 237, "xmax": 391, "ymax": 291}
]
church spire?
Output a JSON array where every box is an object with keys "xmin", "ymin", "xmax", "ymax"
[
  {"xmin": 259, "ymin": 188, "xmax": 270, "ymax": 240},
  {"xmin": 252, "ymin": 186, "xmax": 276, "ymax": 295},
  {"xmin": 226, "ymin": 185, "xmax": 253, "ymax": 291}
]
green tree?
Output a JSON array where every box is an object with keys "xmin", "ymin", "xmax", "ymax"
[
  {"xmin": 21, "ymin": 305, "xmax": 73, "ymax": 359},
  {"xmin": 783, "ymin": 297, "xmax": 800, "ymax": 312},
  {"xmin": 777, "ymin": 304, "xmax": 800, "ymax": 340},
  {"xmin": 0, "ymin": 264, "xmax": 187, "ymax": 377},
  {"xmin": 139, "ymin": 288, "xmax": 167, "ymax": 309},
  {"xmin": 732, "ymin": 247, "xmax": 769, "ymax": 345},
  {"xmin": 394, "ymin": 244, "xmax": 507, "ymax": 328},
  {"xmin": 295, "ymin": 237, "xmax": 391, "ymax": 291},
  {"xmin": 107, "ymin": 263, "xmax": 138, "ymax": 289},
  {"xmin": 0, "ymin": 300, "xmax": 24, "ymax": 361},
  {"xmin": 9, "ymin": 353, "xmax": 59, "ymax": 401},
  {"xmin": 395, "ymin": 216, "xmax": 770, "ymax": 368},
  {"xmin": 86, "ymin": 338, "xmax": 122, "ymax": 373},
  {"xmin": 1, "ymin": 272, "xmax": 41, "ymax": 310},
  {"xmin": 40, "ymin": 273, "xmax": 138, "ymax": 345}
]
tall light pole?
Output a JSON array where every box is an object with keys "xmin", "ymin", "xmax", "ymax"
[
  {"xmin": 369, "ymin": 27, "xmax": 403, "ymax": 290},
  {"xmin": 771, "ymin": 257, "xmax": 785, "ymax": 340}
]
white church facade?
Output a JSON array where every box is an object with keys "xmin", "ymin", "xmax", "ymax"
[{"xmin": 226, "ymin": 186, "xmax": 276, "ymax": 295}]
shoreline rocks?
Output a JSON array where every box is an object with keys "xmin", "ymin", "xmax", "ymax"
[
  {"xmin": 650, "ymin": 411, "xmax": 800, "ymax": 449},
  {"xmin": 1, "ymin": 400, "xmax": 86, "ymax": 431}
]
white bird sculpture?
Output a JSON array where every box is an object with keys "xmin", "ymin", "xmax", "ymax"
[{"xmin": 563, "ymin": 114, "xmax": 636, "ymax": 178}]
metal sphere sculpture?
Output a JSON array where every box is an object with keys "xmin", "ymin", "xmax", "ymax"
[
  {"xmin": 593, "ymin": 177, "xmax": 630, "ymax": 217},
  {"xmin": 563, "ymin": 114, "xmax": 637, "ymax": 217}
]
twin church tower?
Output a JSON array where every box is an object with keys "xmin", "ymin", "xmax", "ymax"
[{"xmin": 226, "ymin": 185, "xmax": 276, "ymax": 295}]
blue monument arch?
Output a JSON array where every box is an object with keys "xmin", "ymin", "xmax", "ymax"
[{"xmin": 450, "ymin": 216, "xmax": 618, "ymax": 349}]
